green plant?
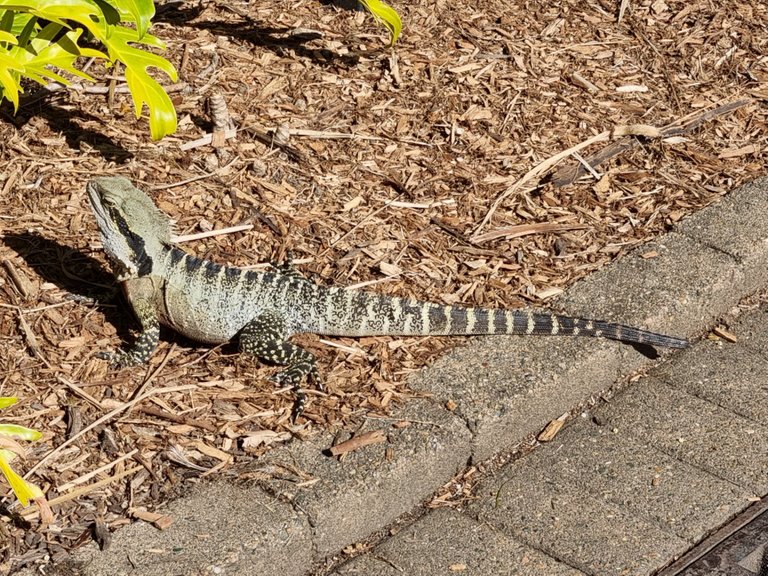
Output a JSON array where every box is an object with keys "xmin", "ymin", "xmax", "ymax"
[
  {"xmin": 359, "ymin": 0, "xmax": 402, "ymax": 46},
  {"xmin": 0, "ymin": 397, "xmax": 48, "ymax": 516},
  {"xmin": 0, "ymin": 0, "xmax": 401, "ymax": 138},
  {"xmin": 0, "ymin": 0, "xmax": 177, "ymax": 140}
]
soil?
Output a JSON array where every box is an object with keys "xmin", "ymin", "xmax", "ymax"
[{"xmin": 0, "ymin": 0, "xmax": 766, "ymax": 571}]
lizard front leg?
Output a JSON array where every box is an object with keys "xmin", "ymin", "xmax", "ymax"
[
  {"xmin": 99, "ymin": 276, "xmax": 160, "ymax": 367},
  {"xmin": 239, "ymin": 310, "xmax": 321, "ymax": 418}
]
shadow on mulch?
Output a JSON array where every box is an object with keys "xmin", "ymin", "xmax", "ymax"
[
  {"xmin": 1, "ymin": 232, "xmax": 132, "ymax": 342},
  {"xmin": 155, "ymin": 0, "xmax": 366, "ymax": 68},
  {"xmin": 1, "ymin": 232, "xmax": 223, "ymax": 358},
  {"xmin": 6, "ymin": 99, "xmax": 133, "ymax": 163}
]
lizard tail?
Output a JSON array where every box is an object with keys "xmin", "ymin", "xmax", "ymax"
[{"xmin": 306, "ymin": 288, "xmax": 688, "ymax": 349}]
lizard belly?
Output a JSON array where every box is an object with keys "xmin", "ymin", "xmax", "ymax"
[{"xmin": 160, "ymin": 282, "xmax": 243, "ymax": 344}]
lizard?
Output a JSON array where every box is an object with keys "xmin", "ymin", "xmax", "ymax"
[{"xmin": 86, "ymin": 176, "xmax": 688, "ymax": 414}]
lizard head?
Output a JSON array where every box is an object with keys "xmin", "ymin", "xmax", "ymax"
[{"xmin": 87, "ymin": 177, "xmax": 171, "ymax": 280}]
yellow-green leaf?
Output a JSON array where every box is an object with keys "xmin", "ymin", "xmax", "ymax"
[
  {"xmin": 0, "ymin": 29, "xmax": 16, "ymax": 44},
  {"xmin": 94, "ymin": 25, "xmax": 178, "ymax": 139},
  {"xmin": 0, "ymin": 452, "xmax": 43, "ymax": 507},
  {"xmin": 112, "ymin": 0, "xmax": 155, "ymax": 39},
  {"xmin": 0, "ymin": 397, "xmax": 18, "ymax": 409},
  {"xmin": 15, "ymin": 24, "xmax": 104, "ymax": 85},
  {"xmin": 0, "ymin": 423, "xmax": 42, "ymax": 441},
  {"xmin": 358, "ymin": 0, "xmax": 402, "ymax": 45}
]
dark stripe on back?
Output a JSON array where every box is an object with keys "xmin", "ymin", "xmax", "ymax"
[
  {"xmin": 493, "ymin": 310, "xmax": 507, "ymax": 334},
  {"xmin": 245, "ymin": 270, "xmax": 263, "ymax": 285},
  {"xmin": 184, "ymin": 254, "xmax": 205, "ymax": 275},
  {"xmin": 380, "ymin": 295, "xmax": 399, "ymax": 327},
  {"xmin": 449, "ymin": 307, "xmax": 468, "ymax": 334},
  {"xmin": 169, "ymin": 247, "xmax": 185, "ymax": 269},
  {"xmin": 203, "ymin": 260, "xmax": 222, "ymax": 280},
  {"xmin": 225, "ymin": 266, "xmax": 242, "ymax": 284},
  {"xmin": 607, "ymin": 322, "xmax": 623, "ymax": 340},
  {"xmin": 331, "ymin": 287, "xmax": 351, "ymax": 317},
  {"xmin": 474, "ymin": 309, "xmax": 490, "ymax": 333},
  {"xmin": 401, "ymin": 299, "xmax": 422, "ymax": 318},
  {"xmin": 428, "ymin": 306, "xmax": 447, "ymax": 332},
  {"xmin": 350, "ymin": 290, "xmax": 370, "ymax": 317},
  {"xmin": 513, "ymin": 311, "xmax": 529, "ymax": 335},
  {"xmin": 556, "ymin": 316, "xmax": 575, "ymax": 334},
  {"xmin": 575, "ymin": 319, "xmax": 592, "ymax": 334},
  {"xmin": 533, "ymin": 314, "xmax": 553, "ymax": 334}
]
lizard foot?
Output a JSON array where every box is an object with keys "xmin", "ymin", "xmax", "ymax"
[
  {"xmin": 270, "ymin": 363, "xmax": 322, "ymax": 421},
  {"xmin": 95, "ymin": 349, "xmax": 145, "ymax": 369}
]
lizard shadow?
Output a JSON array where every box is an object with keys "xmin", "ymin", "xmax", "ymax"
[
  {"xmin": 2, "ymin": 232, "xmax": 233, "ymax": 358},
  {"xmin": 626, "ymin": 341, "xmax": 661, "ymax": 359},
  {"xmin": 1, "ymin": 232, "xmax": 133, "ymax": 343}
]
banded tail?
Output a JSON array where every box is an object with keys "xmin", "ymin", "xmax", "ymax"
[{"xmin": 303, "ymin": 287, "xmax": 688, "ymax": 349}]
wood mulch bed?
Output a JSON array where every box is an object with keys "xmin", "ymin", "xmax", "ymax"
[{"xmin": 0, "ymin": 0, "xmax": 766, "ymax": 571}]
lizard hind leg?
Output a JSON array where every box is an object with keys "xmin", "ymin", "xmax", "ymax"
[{"xmin": 239, "ymin": 310, "xmax": 322, "ymax": 419}]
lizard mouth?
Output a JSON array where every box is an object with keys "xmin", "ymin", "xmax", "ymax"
[{"xmin": 86, "ymin": 183, "xmax": 114, "ymax": 226}]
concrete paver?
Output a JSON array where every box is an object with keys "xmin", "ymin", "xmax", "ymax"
[
  {"xmin": 414, "ymin": 335, "xmax": 629, "ymax": 463},
  {"xmin": 259, "ymin": 398, "xmax": 471, "ymax": 557},
  {"xmin": 72, "ymin": 482, "xmax": 313, "ymax": 576},
  {"xmin": 728, "ymin": 302, "xmax": 768, "ymax": 359},
  {"xmin": 677, "ymin": 176, "xmax": 768, "ymax": 294},
  {"xmin": 654, "ymin": 340, "xmax": 768, "ymax": 424},
  {"xmin": 602, "ymin": 379, "xmax": 768, "ymax": 495},
  {"xmin": 471, "ymin": 464, "xmax": 689, "ymax": 576},
  {"xmin": 484, "ymin": 418, "xmax": 753, "ymax": 541},
  {"xmin": 334, "ymin": 508, "xmax": 586, "ymax": 576}
]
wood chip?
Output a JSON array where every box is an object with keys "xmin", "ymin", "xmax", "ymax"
[
  {"xmin": 538, "ymin": 413, "xmax": 569, "ymax": 442},
  {"xmin": 328, "ymin": 430, "xmax": 387, "ymax": 456},
  {"xmin": 241, "ymin": 430, "xmax": 292, "ymax": 450},
  {"xmin": 712, "ymin": 326, "xmax": 738, "ymax": 343},
  {"xmin": 718, "ymin": 144, "xmax": 758, "ymax": 159},
  {"xmin": 131, "ymin": 509, "xmax": 175, "ymax": 530},
  {"xmin": 2, "ymin": 259, "xmax": 37, "ymax": 299},
  {"xmin": 191, "ymin": 440, "xmax": 232, "ymax": 463}
]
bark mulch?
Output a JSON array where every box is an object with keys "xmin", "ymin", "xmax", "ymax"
[{"xmin": 0, "ymin": 0, "xmax": 766, "ymax": 571}]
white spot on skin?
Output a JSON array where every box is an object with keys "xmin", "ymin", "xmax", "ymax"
[
  {"xmin": 466, "ymin": 310, "xmax": 476, "ymax": 333},
  {"xmin": 526, "ymin": 312, "xmax": 535, "ymax": 335},
  {"xmin": 551, "ymin": 315, "xmax": 559, "ymax": 335}
]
